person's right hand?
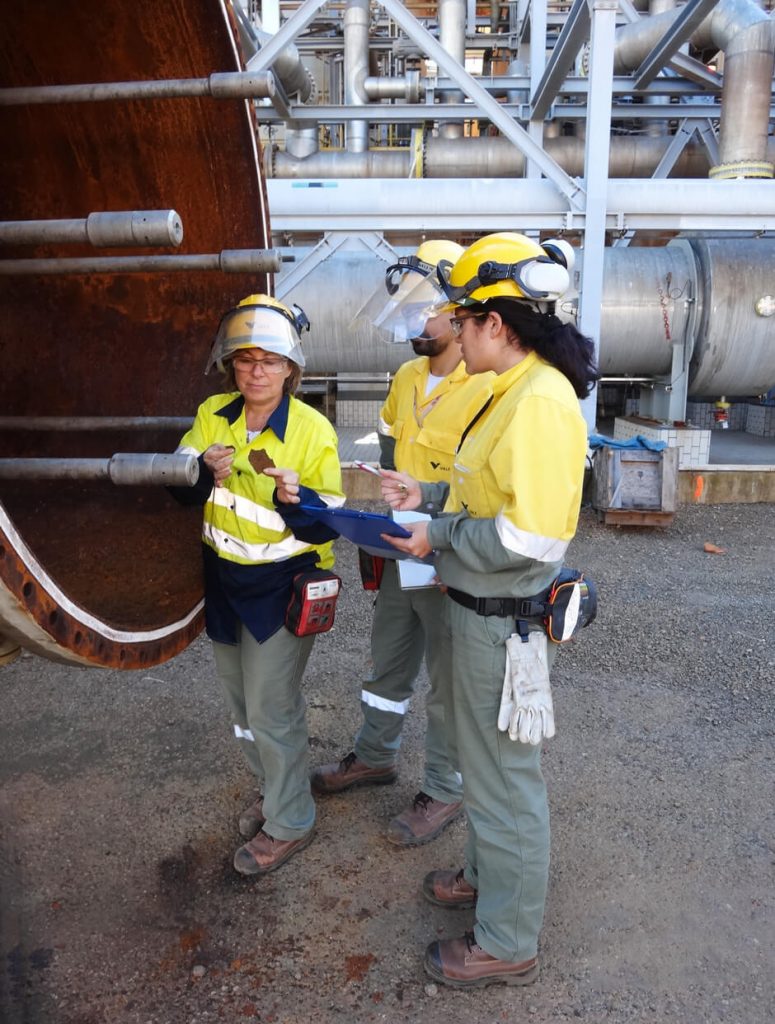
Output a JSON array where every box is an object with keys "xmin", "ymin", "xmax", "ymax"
[
  {"xmin": 379, "ymin": 468, "xmax": 421, "ymax": 510},
  {"xmin": 203, "ymin": 444, "xmax": 235, "ymax": 487}
]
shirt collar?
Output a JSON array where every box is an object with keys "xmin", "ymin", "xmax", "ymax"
[{"xmin": 215, "ymin": 392, "xmax": 290, "ymax": 441}]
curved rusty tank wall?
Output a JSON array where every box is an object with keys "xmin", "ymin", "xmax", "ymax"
[{"xmin": 0, "ymin": 0, "xmax": 271, "ymax": 667}]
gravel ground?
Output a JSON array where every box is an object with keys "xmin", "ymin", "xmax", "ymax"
[{"xmin": 1, "ymin": 501, "xmax": 773, "ymax": 1024}]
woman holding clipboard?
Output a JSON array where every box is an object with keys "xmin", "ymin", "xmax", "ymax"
[{"xmin": 380, "ymin": 233, "xmax": 598, "ymax": 990}]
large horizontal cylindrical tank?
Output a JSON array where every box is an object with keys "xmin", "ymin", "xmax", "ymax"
[
  {"xmin": 688, "ymin": 237, "xmax": 775, "ymax": 396},
  {"xmin": 0, "ymin": 0, "xmax": 270, "ymax": 668},
  {"xmin": 278, "ymin": 237, "xmax": 775, "ymax": 399}
]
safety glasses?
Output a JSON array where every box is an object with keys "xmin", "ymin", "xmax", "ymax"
[{"xmin": 449, "ymin": 312, "xmax": 488, "ymax": 337}]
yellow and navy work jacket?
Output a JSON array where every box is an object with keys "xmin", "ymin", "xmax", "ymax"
[
  {"xmin": 173, "ymin": 392, "xmax": 344, "ymax": 644},
  {"xmin": 425, "ymin": 352, "xmax": 588, "ymax": 600},
  {"xmin": 378, "ymin": 357, "xmax": 493, "ymax": 482}
]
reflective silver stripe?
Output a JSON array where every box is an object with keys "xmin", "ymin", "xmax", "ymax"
[
  {"xmin": 176, "ymin": 444, "xmax": 201, "ymax": 456},
  {"xmin": 210, "ymin": 485, "xmax": 288, "ymax": 533},
  {"xmin": 320, "ymin": 493, "xmax": 346, "ymax": 508},
  {"xmin": 234, "ymin": 724, "xmax": 255, "ymax": 742},
  {"xmin": 203, "ymin": 521, "xmax": 312, "ymax": 562},
  {"xmin": 495, "ymin": 511, "xmax": 569, "ymax": 563},
  {"xmin": 361, "ymin": 689, "xmax": 410, "ymax": 715},
  {"xmin": 378, "ymin": 417, "xmax": 393, "ymax": 437}
]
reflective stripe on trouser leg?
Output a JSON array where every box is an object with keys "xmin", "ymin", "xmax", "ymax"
[
  {"xmin": 446, "ymin": 597, "xmax": 553, "ymax": 963},
  {"xmin": 213, "ymin": 639, "xmax": 264, "ymax": 783},
  {"xmin": 355, "ymin": 558, "xmax": 424, "ymax": 768},
  {"xmin": 355, "ymin": 559, "xmax": 462, "ymax": 801},
  {"xmin": 214, "ymin": 624, "xmax": 316, "ymax": 840}
]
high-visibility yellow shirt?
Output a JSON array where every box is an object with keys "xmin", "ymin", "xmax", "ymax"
[
  {"xmin": 444, "ymin": 351, "xmax": 587, "ymax": 564},
  {"xmin": 378, "ymin": 356, "xmax": 493, "ymax": 482},
  {"xmin": 177, "ymin": 392, "xmax": 344, "ymax": 569}
]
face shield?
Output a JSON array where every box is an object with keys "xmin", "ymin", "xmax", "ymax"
[
  {"xmin": 353, "ymin": 258, "xmax": 448, "ymax": 344},
  {"xmin": 206, "ymin": 304, "xmax": 307, "ymax": 373}
]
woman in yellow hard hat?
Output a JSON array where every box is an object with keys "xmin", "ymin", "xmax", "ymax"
[
  {"xmin": 171, "ymin": 294, "xmax": 345, "ymax": 877},
  {"xmin": 380, "ymin": 233, "xmax": 598, "ymax": 988}
]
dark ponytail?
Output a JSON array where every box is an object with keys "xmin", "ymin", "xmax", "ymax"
[{"xmin": 471, "ymin": 297, "xmax": 600, "ymax": 399}]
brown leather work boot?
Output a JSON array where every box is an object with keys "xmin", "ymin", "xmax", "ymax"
[
  {"xmin": 311, "ymin": 751, "xmax": 397, "ymax": 795},
  {"xmin": 424, "ymin": 931, "xmax": 539, "ymax": 989},
  {"xmin": 386, "ymin": 791, "xmax": 463, "ymax": 847},
  {"xmin": 422, "ymin": 867, "xmax": 478, "ymax": 908},
  {"xmin": 237, "ymin": 795, "xmax": 265, "ymax": 839},
  {"xmin": 233, "ymin": 828, "xmax": 315, "ymax": 876}
]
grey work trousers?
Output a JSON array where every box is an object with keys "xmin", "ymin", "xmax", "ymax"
[
  {"xmin": 354, "ymin": 558, "xmax": 462, "ymax": 803},
  {"xmin": 442, "ymin": 596, "xmax": 557, "ymax": 963},
  {"xmin": 212, "ymin": 623, "xmax": 316, "ymax": 840}
]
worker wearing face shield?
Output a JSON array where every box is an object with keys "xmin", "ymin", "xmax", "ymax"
[
  {"xmin": 311, "ymin": 241, "xmax": 493, "ymax": 847},
  {"xmin": 170, "ymin": 294, "xmax": 345, "ymax": 878}
]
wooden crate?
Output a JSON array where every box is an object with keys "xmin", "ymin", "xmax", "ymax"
[{"xmin": 593, "ymin": 446, "xmax": 678, "ymax": 521}]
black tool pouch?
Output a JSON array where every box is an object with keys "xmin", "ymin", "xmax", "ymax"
[
  {"xmin": 285, "ymin": 570, "xmax": 342, "ymax": 636},
  {"xmin": 543, "ymin": 569, "xmax": 598, "ymax": 643},
  {"xmin": 357, "ymin": 548, "xmax": 385, "ymax": 591}
]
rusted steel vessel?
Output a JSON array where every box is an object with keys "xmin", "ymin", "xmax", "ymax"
[{"xmin": 0, "ymin": 0, "xmax": 270, "ymax": 667}]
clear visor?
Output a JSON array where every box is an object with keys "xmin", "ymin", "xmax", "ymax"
[
  {"xmin": 206, "ymin": 306, "xmax": 306, "ymax": 373},
  {"xmin": 352, "ymin": 268, "xmax": 446, "ymax": 344}
]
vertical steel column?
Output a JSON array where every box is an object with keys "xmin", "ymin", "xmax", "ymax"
[
  {"xmin": 344, "ymin": 0, "xmax": 370, "ymax": 153},
  {"xmin": 527, "ymin": 0, "xmax": 547, "ymax": 179},
  {"xmin": 579, "ymin": 0, "xmax": 618, "ymax": 430}
]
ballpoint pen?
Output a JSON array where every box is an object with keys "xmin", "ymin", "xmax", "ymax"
[{"xmin": 353, "ymin": 460, "xmax": 408, "ymax": 492}]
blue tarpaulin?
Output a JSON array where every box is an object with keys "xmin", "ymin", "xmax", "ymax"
[{"xmin": 589, "ymin": 433, "xmax": 667, "ymax": 452}]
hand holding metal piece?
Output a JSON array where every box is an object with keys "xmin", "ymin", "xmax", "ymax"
[
  {"xmin": 378, "ymin": 468, "xmax": 419, "ymax": 509},
  {"xmin": 203, "ymin": 443, "xmax": 235, "ymax": 486},
  {"xmin": 264, "ymin": 466, "xmax": 301, "ymax": 503},
  {"xmin": 498, "ymin": 631, "xmax": 555, "ymax": 745}
]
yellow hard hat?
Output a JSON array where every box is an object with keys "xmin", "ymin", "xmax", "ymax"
[
  {"xmin": 355, "ymin": 239, "xmax": 464, "ymax": 343},
  {"xmin": 207, "ymin": 293, "xmax": 310, "ymax": 373},
  {"xmin": 436, "ymin": 232, "xmax": 574, "ymax": 309}
]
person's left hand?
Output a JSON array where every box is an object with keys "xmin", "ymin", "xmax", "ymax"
[
  {"xmin": 382, "ymin": 520, "xmax": 432, "ymax": 559},
  {"xmin": 264, "ymin": 467, "xmax": 301, "ymax": 504}
]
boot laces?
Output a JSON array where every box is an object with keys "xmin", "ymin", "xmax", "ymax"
[
  {"xmin": 412, "ymin": 791, "xmax": 432, "ymax": 811},
  {"xmin": 340, "ymin": 751, "xmax": 358, "ymax": 772},
  {"xmin": 464, "ymin": 930, "xmax": 478, "ymax": 953}
]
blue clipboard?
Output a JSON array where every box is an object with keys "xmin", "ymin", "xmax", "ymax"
[{"xmin": 298, "ymin": 504, "xmax": 415, "ymax": 560}]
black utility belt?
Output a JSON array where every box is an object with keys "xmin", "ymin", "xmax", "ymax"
[{"xmin": 446, "ymin": 587, "xmax": 546, "ymax": 619}]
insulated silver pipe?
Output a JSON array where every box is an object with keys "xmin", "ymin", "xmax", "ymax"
[
  {"xmin": 0, "ymin": 211, "xmax": 183, "ymax": 249},
  {"xmin": 269, "ymin": 135, "xmax": 713, "ymax": 178},
  {"xmin": 0, "ymin": 71, "xmax": 275, "ymax": 105},
  {"xmin": 254, "ymin": 28, "xmax": 315, "ymax": 102},
  {"xmin": 269, "ymin": 149, "xmax": 413, "ymax": 178},
  {"xmin": 0, "ymin": 453, "xmax": 199, "ymax": 486},
  {"xmin": 364, "ymin": 71, "xmax": 422, "ymax": 102},
  {"xmin": 713, "ymin": 19, "xmax": 775, "ymax": 174},
  {"xmin": 438, "ymin": 0, "xmax": 467, "ymax": 139},
  {"xmin": 0, "ymin": 249, "xmax": 285, "ymax": 276},
  {"xmin": 285, "ymin": 126, "xmax": 320, "ymax": 160},
  {"xmin": 344, "ymin": 0, "xmax": 370, "ymax": 153},
  {"xmin": 614, "ymin": 0, "xmax": 775, "ymax": 174}
]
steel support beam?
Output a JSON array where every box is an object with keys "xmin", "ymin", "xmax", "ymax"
[
  {"xmin": 267, "ymin": 178, "xmax": 775, "ymax": 233},
  {"xmin": 246, "ymin": 0, "xmax": 330, "ymax": 74},
  {"xmin": 378, "ymin": 0, "xmax": 585, "ymax": 206},
  {"xmin": 579, "ymin": 0, "xmax": 619, "ymax": 430},
  {"xmin": 531, "ymin": 0, "xmax": 590, "ymax": 121},
  {"xmin": 633, "ymin": 0, "xmax": 722, "ymax": 90}
]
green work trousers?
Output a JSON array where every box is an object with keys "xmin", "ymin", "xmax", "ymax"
[
  {"xmin": 443, "ymin": 596, "xmax": 557, "ymax": 963},
  {"xmin": 212, "ymin": 623, "xmax": 316, "ymax": 840},
  {"xmin": 354, "ymin": 558, "xmax": 462, "ymax": 803}
]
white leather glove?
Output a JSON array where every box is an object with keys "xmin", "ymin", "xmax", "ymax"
[{"xmin": 497, "ymin": 631, "xmax": 555, "ymax": 745}]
